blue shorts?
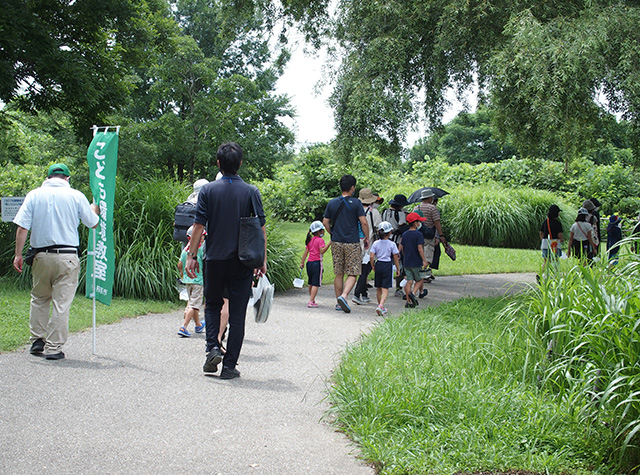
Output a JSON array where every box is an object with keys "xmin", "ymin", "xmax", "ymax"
[
  {"xmin": 374, "ymin": 260, "xmax": 393, "ymax": 289},
  {"xmin": 306, "ymin": 260, "xmax": 322, "ymax": 287}
]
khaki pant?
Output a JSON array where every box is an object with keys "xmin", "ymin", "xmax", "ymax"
[{"xmin": 30, "ymin": 252, "xmax": 79, "ymax": 354}]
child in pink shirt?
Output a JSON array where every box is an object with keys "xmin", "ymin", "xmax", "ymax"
[{"xmin": 300, "ymin": 221, "xmax": 331, "ymax": 307}]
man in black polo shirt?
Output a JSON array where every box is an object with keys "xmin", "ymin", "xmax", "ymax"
[{"xmin": 186, "ymin": 142, "xmax": 267, "ymax": 379}]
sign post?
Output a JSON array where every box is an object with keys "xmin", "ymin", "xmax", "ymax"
[{"xmin": 85, "ymin": 125, "xmax": 119, "ymax": 354}]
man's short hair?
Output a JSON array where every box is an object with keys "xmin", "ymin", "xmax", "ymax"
[
  {"xmin": 217, "ymin": 142, "xmax": 243, "ymax": 175},
  {"xmin": 339, "ymin": 174, "xmax": 356, "ymax": 192}
]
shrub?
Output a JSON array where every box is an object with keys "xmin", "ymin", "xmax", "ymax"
[{"xmin": 439, "ymin": 185, "xmax": 574, "ymax": 248}]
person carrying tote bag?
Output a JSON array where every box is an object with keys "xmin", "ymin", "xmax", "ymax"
[{"xmin": 567, "ymin": 207, "xmax": 597, "ymax": 261}]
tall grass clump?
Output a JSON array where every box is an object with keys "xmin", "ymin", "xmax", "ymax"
[
  {"xmin": 439, "ymin": 184, "xmax": 573, "ymax": 248},
  {"xmin": 264, "ymin": 220, "xmax": 299, "ymax": 291},
  {"xmin": 330, "ymin": 297, "xmax": 609, "ymax": 474},
  {"xmin": 3, "ymin": 177, "xmax": 300, "ymax": 299},
  {"xmin": 502, "ymin": 238, "xmax": 640, "ymax": 472}
]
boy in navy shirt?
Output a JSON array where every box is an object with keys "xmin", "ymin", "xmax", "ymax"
[{"xmin": 400, "ymin": 212, "xmax": 428, "ymax": 308}]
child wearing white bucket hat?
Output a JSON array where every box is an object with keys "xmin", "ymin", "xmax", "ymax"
[
  {"xmin": 300, "ymin": 221, "xmax": 331, "ymax": 308},
  {"xmin": 369, "ymin": 221, "xmax": 401, "ymax": 316}
]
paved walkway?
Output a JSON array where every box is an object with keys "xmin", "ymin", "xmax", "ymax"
[{"xmin": 0, "ymin": 273, "xmax": 535, "ymax": 474}]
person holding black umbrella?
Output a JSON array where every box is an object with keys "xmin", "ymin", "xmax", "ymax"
[{"xmin": 414, "ymin": 189, "xmax": 447, "ymax": 281}]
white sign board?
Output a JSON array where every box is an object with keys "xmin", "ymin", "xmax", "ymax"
[{"xmin": 1, "ymin": 197, "xmax": 25, "ymax": 222}]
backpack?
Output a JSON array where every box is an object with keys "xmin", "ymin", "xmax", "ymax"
[
  {"xmin": 173, "ymin": 201, "xmax": 196, "ymax": 243},
  {"xmin": 587, "ymin": 213, "xmax": 600, "ymax": 247},
  {"xmin": 382, "ymin": 208, "xmax": 409, "ymax": 244}
]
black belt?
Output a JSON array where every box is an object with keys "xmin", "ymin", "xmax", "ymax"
[{"xmin": 35, "ymin": 246, "xmax": 78, "ymax": 255}]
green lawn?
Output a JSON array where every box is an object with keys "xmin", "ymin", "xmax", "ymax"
[
  {"xmin": 281, "ymin": 221, "xmax": 541, "ymax": 285},
  {"xmin": 0, "ymin": 280, "xmax": 182, "ymax": 352}
]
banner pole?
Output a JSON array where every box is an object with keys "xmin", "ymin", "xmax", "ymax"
[{"xmin": 91, "ymin": 227, "xmax": 97, "ymax": 355}]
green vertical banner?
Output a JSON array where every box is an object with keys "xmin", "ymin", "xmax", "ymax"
[{"xmin": 85, "ymin": 129, "xmax": 119, "ymax": 305}]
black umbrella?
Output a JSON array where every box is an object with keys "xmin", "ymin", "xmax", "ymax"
[{"xmin": 408, "ymin": 187, "xmax": 449, "ymax": 203}]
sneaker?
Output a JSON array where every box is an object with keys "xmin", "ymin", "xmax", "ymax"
[
  {"xmin": 203, "ymin": 347, "xmax": 223, "ymax": 373},
  {"xmin": 30, "ymin": 338, "xmax": 45, "ymax": 356},
  {"xmin": 405, "ymin": 302, "xmax": 415, "ymax": 309},
  {"xmin": 307, "ymin": 301, "xmax": 319, "ymax": 308},
  {"xmin": 360, "ymin": 296, "xmax": 372, "ymax": 304},
  {"xmin": 381, "ymin": 307, "xmax": 388, "ymax": 315},
  {"xmin": 352, "ymin": 296, "xmax": 365, "ymax": 305},
  {"xmin": 337, "ymin": 296, "xmax": 351, "ymax": 313},
  {"xmin": 402, "ymin": 293, "xmax": 407, "ymax": 300},
  {"xmin": 45, "ymin": 351, "xmax": 65, "ymax": 360},
  {"xmin": 220, "ymin": 366, "xmax": 241, "ymax": 380},
  {"xmin": 419, "ymin": 289, "xmax": 428, "ymax": 299},
  {"xmin": 409, "ymin": 292, "xmax": 419, "ymax": 306},
  {"xmin": 178, "ymin": 326, "xmax": 191, "ymax": 338},
  {"xmin": 195, "ymin": 322, "xmax": 205, "ymax": 333},
  {"xmin": 395, "ymin": 289, "xmax": 403, "ymax": 297}
]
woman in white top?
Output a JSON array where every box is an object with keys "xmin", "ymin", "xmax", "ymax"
[{"xmin": 567, "ymin": 207, "xmax": 598, "ymax": 260}]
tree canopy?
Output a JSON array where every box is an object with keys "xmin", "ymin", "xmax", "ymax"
[
  {"xmin": 315, "ymin": 0, "xmax": 640, "ymax": 161},
  {"xmin": 0, "ymin": 0, "xmax": 176, "ymax": 135},
  {"xmin": 1, "ymin": 0, "xmax": 299, "ymax": 181}
]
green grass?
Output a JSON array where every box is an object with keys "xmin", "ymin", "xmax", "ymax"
[
  {"xmin": 281, "ymin": 221, "xmax": 540, "ymax": 285},
  {"xmin": 329, "ymin": 296, "xmax": 613, "ymax": 474},
  {"xmin": 0, "ymin": 279, "xmax": 183, "ymax": 352}
]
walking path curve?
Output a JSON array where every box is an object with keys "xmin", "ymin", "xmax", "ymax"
[{"xmin": 0, "ymin": 273, "xmax": 535, "ymax": 474}]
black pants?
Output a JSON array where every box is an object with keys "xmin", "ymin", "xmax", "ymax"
[
  {"xmin": 204, "ymin": 258, "xmax": 253, "ymax": 369},
  {"xmin": 354, "ymin": 261, "xmax": 372, "ymax": 298}
]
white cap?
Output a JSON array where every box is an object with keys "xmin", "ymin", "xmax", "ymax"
[
  {"xmin": 193, "ymin": 179, "xmax": 209, "ymax": 193},
  {"xmin": 378, "ymin": 221, "xmax": 393, "ymax": 234},
  {"xmin": 310, "ymin": 221, "xmax": 325, "ymax": 233}
]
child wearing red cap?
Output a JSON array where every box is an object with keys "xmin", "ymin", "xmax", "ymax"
[{"xmin": 399, "ymin": 212, "xmax": 428, "ymax": 308}]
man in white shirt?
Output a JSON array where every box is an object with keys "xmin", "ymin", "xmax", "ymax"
[{"xmin": 13, "ymin": 163, "xmax": 99, "ymax": 360}]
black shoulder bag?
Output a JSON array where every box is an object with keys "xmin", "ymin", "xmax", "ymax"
[{"xmin": 238, "ymin": 187, "xmax": 266, "ymax": 269}]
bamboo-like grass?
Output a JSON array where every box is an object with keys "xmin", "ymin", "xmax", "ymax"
[
  {"xmin": 6, "ymin": 178, "xmax": 299, "ymax": 300},
  {"xmin": 502, "ymin": 237, "xmax": 640, "ymax": 472}
]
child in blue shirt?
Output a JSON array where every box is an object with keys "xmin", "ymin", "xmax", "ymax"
[
  {"xmin": 400, "ymin": 212, "xmax": 428, "ymax": 308},
  {"xmin": 370, "ymin": 221, "xmax": 401, "ymax": 316}
]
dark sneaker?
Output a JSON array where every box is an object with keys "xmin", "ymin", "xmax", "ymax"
[
  {"xmin": 405, "ymin": 302, "xmax": 415, "ymax": 309},
  {"xmin": 30, "ymin": 338, "xmax": 45, "ymax": 356},
  {"xmin": 203, "ymin": 348, "xmax": 223, "ymax": 373},
  {"xmin": 220, "ymin": 367, "xmax": 241, "ymax": 380},
  {"xmin": 419, "ymin": 289, "xmax": 428, "ymax": 299},
  {"xmin": 409, "ymin": 292, "xmax": 419, "ymax": 306},
  {"xmin": 45, "ymin": 351, "xmax": 65, "ymax": 360},
  {"xmin": 352, "ymin": 296, "xmax": 364, "ymax": 305}
]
